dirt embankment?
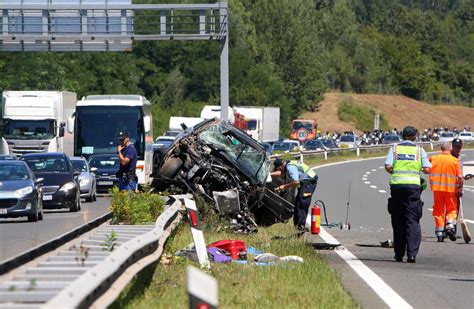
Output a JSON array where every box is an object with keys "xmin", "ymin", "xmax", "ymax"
[{"xmin": 303, "ymin": 93, "xmax": 474, "ymax": 134}]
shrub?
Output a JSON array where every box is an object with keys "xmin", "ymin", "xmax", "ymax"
[
  {"xmin": 338, "ymin": 99, "xmax": 389, "ymax": 131},
  {"xmin": 110, "ymin": 187, "xmax": 164, "ymax": 225}
]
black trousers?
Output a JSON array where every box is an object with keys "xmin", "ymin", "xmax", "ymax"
[
  {"xmin": 293, "ymin": 181, "xmax": 317, "ymax": 227},
  {"xmin": 388, "ymin": 186, "xmax": 423, "ymax": 258}
]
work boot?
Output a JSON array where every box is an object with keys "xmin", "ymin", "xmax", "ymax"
[
  {"xmin": 407, "ymin": 256, "xmax": 416, "ymax": 263},
  {"xmin": 445, "ymin": 224, "xmax": 456, "ymax": 242},
  {"xmin": 394, "ymin": 255, "xmax": 403, "ymax": 262},
  {"xmin": 436, "ymin": 231, "xmax": 444, "ymax": 242}
]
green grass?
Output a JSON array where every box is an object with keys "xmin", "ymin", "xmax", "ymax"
[
  {"xmin": 112, "ymin": 222, "xmax": 359, "ymax": 309},
  {"xmin": 337, "ymin": 99, "xmax": 389, "ymax": 132}
]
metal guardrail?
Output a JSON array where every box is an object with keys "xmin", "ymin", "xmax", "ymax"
[
  {"xmin": 45, "ymin": 196, "xmax": 183, "ymax": 308},
  {"xmin": 0, "ymin": 195, "xmax": 185, "ymax": 309},
  {"xmin": 272, "ymin": 140, "xmax": 474, "ymax": 161}
]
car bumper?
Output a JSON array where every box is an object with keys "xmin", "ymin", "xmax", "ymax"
[
  {"xmin": 96, "ymin": 178, "xmax": 118, "ymax": 193},
  {"xmin": 42, "ymin": 190, "xmax": 77, "ymax": 209},
  {"xmin": 0, "ymin": 197, "xmax": 39, "ymax": 218}
]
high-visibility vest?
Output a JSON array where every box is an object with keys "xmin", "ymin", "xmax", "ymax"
[
  {"xmin": 429, "ymin": 153, "xmax": 461, "ymax": 193},
  {"xmin": 288, "ymin": 161, "xmax": 317, "ymax": 179},
  {"xmin": 390, "ymin": 144, "xmax": 422, "ymax": 186}
]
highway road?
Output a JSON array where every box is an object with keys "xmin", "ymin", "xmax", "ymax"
[
  {"xmin": 313, "ymin": 149, "xmax": 474, "ymax": 308},
  {"xmin": 0, "ymin": 196, "xmax": 111, "ymax": 262}
]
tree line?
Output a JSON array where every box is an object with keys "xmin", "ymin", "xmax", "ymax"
[{"xmin": 0, "ymin": 0, "xmax": 472, "ymax": 135}]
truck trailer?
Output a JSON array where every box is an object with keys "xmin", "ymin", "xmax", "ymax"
[
  {"xmin": 1, "ymin": 91, "xmax": 77, "ymax": 156},
  {"xmin": 233, "ymin": 106, "xmax": 280, "ymax": 143}
]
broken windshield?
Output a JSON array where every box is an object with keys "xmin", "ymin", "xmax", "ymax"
[{"xmin": 199, "ymin": 124, "xmax": 268, "ymax": 183}]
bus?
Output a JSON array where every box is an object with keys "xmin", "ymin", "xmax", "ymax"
[
  {"xmin": 290, "ymin": 119, "xmax": 316, "ymax": 142},
  {"xmin": 68, "ymin": 95, "xmax": 153, "ymax": 186}
]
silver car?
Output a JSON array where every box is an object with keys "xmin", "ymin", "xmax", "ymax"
[{"xmin": 70, "ymin": 156, "xmax": 97, "ymax": 202}]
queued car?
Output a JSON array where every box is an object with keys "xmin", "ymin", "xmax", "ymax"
[
  {"xmin": 88, "ymin": 154, "xmax": 120, "ymax": 193},
  {"xmin": 0, "ymin": 160, "xmax": 43, "ymax": 222},
  {"xmin": 0, "ymin": 155, "xmax": 17, "ymax": 160},
  {"xmin": 163, "ymin": 130, "xmax": 182, "ymax": 138},
  {"xmin": 271, "ymin": 140, "xmax": 300, "ymax": 154},
  {"xmin": 438, "ymin": 131, "xmax": 456, "ymax": 143},
  {"xmin": 261, "ymin": 142, "xmax": 272, "ymax": 156},
  {"xmin": 70, "ymin": 156, "xmax": 97, "ymax": 202},
  {"xmin": 21, "ymin": 153, "xmax": 81, "ymax": 212},
  {"xmin": 382, "ymin": 134, "xmax": 401, "ymax": 145},
  {"xmin": 338, "ymin": 134, "xmax": 358, "ymax": 148},
  {"xmin": 458, "ymin": 131, "xmax": 473, "ymax": 142},
  {"xmin": 304, "ymin": 139, "xmax": 325, "ymax": 151},
  {"xmin": 152, "ymin": 118, "xmax": 293, "ymax": 233},
  {"xmin": 322, "ymin": 138, "xmax": 339, "ymax": 149}
]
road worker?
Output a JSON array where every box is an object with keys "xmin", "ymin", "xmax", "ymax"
[
  {"xmin": 429, "ymin": 142, "xmax": 463, "ymax": 242},
  {"xmin": 270, "ymin": 159, "xmax": 318, "ymax": 232},
  {"xmin": 385, "ymin": 126, "xmax": 431, "ymax": 263}
]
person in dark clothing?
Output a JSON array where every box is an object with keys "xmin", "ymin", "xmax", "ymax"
[
  {"xmin": 117, "ymin": 133, "xmax": 138, "ymax": 191},
  {"xmin": 384, "ymin": 126, "xmax": 431, "ymax": 263}
]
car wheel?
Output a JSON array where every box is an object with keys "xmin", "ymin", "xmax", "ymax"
[
  {"xmin": 93, "ymin": 190, "xmax": 97, "ymax": 201},
  {"xmin": 38, "ymin": 208, "xmax": 44, "ymax": 221},
  {"xmin": 85, "ymin": 192, "xmax": 93, "ymax": 203},
  {"xmin": 77, "ymin": 193, "xmax": 82, "ymax": 211},
  {"xmin": 158, "ymin": 156, "xmax": 183, "ymax": 178},
  {"xmin": 70, "ymin": 194, "xmax": 80, "ymax": 212},
  {"xmin": 27, "ymin": 210, "xmax": 38, "ymax": 222}
]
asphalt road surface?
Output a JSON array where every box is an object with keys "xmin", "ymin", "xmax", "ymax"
[
  {"xmin": 0, "ymin": 196, "xmax": 111, "ymax": 262},
  {"xmin": 312, "ymin": 149, "xmax": 474, "ymax": 309}
]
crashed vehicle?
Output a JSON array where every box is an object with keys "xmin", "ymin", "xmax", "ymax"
[{"xmin": 152, "ymin": 118, "xmax": 294, "ymax": 233}]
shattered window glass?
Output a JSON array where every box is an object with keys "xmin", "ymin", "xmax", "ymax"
[{"xmin": 199, "ymin": 124, "xmax": 268, "ymax": 183}]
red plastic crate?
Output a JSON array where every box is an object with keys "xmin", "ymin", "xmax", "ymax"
[{"xmin": 208, "ymin": 240, "xmax": 247, "ymax": 260}]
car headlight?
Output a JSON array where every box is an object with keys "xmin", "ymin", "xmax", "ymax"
[
  {"xmin": 80, "ymin": 178, "xmax": 90, "ymax": 186},
  {"xmin": 14, "ymin": 186, "xmax": 33, "ymax": 197},
  {"xmin": 60, "ymin": 182, "xmax": 77, "ymax": 192}
]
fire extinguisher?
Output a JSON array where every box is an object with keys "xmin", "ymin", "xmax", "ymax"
[{"xmin": 311, "ymin": 205, "xmax": 321, "ymax": 234}]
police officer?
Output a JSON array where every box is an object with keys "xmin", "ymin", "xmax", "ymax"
[
  {"xmin": 117, "ymin": 132, "xmax": 138, "ymax": 191},
  {"xmin": 385, "ymin": 126, "xmax": 431, "ymax": 263},
  {"xmin": 270, "ymin": 159, "xmax": 318, "ymax": 231}
]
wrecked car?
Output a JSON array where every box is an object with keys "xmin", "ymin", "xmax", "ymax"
[{"xmin": 152, "ymin": 118, "xmax": 293, "ymax": 233}]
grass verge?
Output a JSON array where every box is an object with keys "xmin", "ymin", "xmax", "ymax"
[
  {"xmin": 338, "ymin": 99, "xmax": 389, "ymax": 132},
  {"xmin": 111, "ymin": 222, "xmax": 358, "ymax": 308}
]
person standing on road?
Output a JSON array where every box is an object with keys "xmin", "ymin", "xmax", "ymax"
[
  {"xmin": 429, "ymin": 142, "xmax": 463, "ymax": 242},
  {"xmin": 270, "ymin": 159, "xmax": 318, "ymax": 231},
  {"xmin": 385, "ymin": 126, "xmax": 431, "ymax": 263},
  {"xmin": 117, "ymin": 132, "xmax": 138, "ymax": 192},
  {"xmin": 451, "ymin": 138, "xmax": 473, "ymax": 181}
]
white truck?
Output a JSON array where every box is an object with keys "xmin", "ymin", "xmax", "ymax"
[
  {"xmin": 168, "ymin": 116, "xmax": 204, "ymax": 131},
  {"xmin": 1, "ymin": 91, "xmax": 77, "ymax": 156},
  {"xmin": 233, "ymin": 106, "xmax": 280, "ymax": 142}
]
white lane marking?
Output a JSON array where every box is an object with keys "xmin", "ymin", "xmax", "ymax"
[
  {"xmin": 364, "ymin": 181, "xmax": 371, "ymax": 184},
  {"xmin": 316, "ymin": 227, "xmax": 413, "ymax": 309},
  {"xmin": 379, "ymin": 166, "xmax": 385, "ymax": 169},
  {"xmin": 366, "ymin": 172, "xmax": 371, "ymax": 175},
  {"xmin": 378, "ymin": 190, "xmax": 387, "ymax": 193},
  {"xmin": 362, "ymin": 177, "xmax": 367, "ymax": 180},
  {"xmin": 464, "ymin": 185, "xmax": 474, "ymax": 189},
  {"xmin": 371, "ymin": 169, "xmax": 377, "ymax": 172},
  {"xmin": 370, "ymin": 185, "xmax": 377, "ymax": 189}
]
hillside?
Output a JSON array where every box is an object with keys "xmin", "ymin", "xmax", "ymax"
[{"xmin": 303, "ymin": 93, "xmax": 474, "ymax": 134}]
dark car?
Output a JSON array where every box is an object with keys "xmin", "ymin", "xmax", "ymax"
[
  {"xmin": 88, "ymin": 154, "xmax": 119, "ymax": 193},
  {"xmin": 382, "ymin": 134, "xmax": 401, "ymax": 145},
  {"xmin": 304, "ymin": 139, "xmax": 325, "ymax": 151},
  {"xmin": 261, "ymin": 142, "xmax": 272, "ymax": 156},
  {"xmin": 322, "ymin": 139, "xmax": 338, "ymax": 149},
  {"xmin": 0, "ymin": 155, "xmax": 17, "ymax": 160},
  {"xmin": 0, "ymin": 161, "xmax": 43, "ymax": 222},
  {"xmin": 152, "ymin": 118, "xmax": 293, "ymax": 233},
  {"xmin": 21, "ymin": 153, "xmax": 81, "ymax": 212}
]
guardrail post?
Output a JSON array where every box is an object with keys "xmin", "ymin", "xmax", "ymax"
[
  {"xmin": 356, "ymin": 147, "xmax": 360, "ymax": 157},
  {"xmin": 324, "ymin": 150, "xmax": 327, "ymax": 160},
  {"xmin": 430, "ymin": 143, "xmax": 433, "ymax": 150}
]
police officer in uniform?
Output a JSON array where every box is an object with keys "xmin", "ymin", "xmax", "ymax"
[
  {"xmin": 385, "ymin": 126, "xmax": 431, "ymax": 263},
  {"xmin": 117, "ymin": 133, "xmax": 138, "ymax": 191},
  {"xmin": 270, "ymin": 159, "xmax": 318, "ymax": 231}
]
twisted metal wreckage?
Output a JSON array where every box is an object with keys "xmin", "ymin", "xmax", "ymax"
[{"xmin": 152, "ymin": 119, "xmax": 294, "ymax": 233}]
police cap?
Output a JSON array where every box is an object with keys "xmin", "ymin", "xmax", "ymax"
[
  {"xmin": 118, "ymin": 132, "xmax": 129, "ymax": 141},
  {"xmin": 401, "ymin": 126, "xmax": 418, "ymax": 138},
  {"xmin": 452, "ymin": 138, "xmax": 462, "ymax": 146},
  {"xmin": 273, "ymin": 158, "xmax": 284, "ymax": 168}
]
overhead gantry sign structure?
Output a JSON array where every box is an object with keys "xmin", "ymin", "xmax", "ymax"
[{"xmin": 0, "ymin": 0, "xmax": 230, "ymax": 120}]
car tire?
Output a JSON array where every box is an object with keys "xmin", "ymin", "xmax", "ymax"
[
  {"xmin": 38, "ymin": 208, "xmax": 44, "ymax": 221},
  {"xmin": 85, "ymin": 192, "xmax": 94, "ymax": 203},
  {"xmin": 93, "ymin": 190, "xmax": 97, "ymax": 202},
  {"xmin": 70, "ymin": 194, "xmax": 80, "ymax": 212},
  {"xmin": 158, "ymin": 156, "xmax": 183, "ymax": 178},
  {"xmin": 27, "ymin": 210, "xmax": 38, "ymax": 222}
]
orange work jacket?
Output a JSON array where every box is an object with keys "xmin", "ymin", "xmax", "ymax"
[{"xmin": 429, "ymin": 153, "xmax": 462, "ymax": 193}]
